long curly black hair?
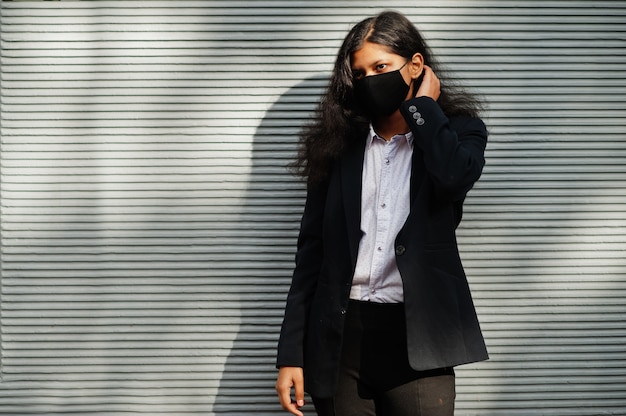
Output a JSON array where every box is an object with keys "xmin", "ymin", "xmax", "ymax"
[{"xmin": 292, "ymin": 11, "xmax": 484, "ymax": 185}]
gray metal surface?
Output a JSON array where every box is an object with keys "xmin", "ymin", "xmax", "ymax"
[{"xmin": 1, "ymin": 1, "xmax": 625, "ymax": 414}]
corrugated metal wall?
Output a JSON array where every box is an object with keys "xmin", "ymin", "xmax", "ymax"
[{"xmin": 1, "ymin": 1, "xmax": 625, "ymax": 415}]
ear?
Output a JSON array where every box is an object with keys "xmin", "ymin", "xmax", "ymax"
[{"xmin": 409, "ymin": 53, "xmax": 424, "ymax": 79}]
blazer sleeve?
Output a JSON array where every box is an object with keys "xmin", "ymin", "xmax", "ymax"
[
  {"xmin": 276, "ymin": 178, "xmax": 328, "ymax": 368},
  {"xmin": 400, "ymin": 97, "xmax": 488, "ymax": 202}
]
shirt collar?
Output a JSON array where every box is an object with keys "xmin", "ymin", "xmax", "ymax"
[{"xmin": 367, "ymin": 123, "xmax": 414, "ymax": 147}]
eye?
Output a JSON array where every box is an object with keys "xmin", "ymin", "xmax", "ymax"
[{"xmin": 375, "ymin": 63, "xmax": 387, "ymax": 72}]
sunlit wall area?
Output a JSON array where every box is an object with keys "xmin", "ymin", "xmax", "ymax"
[{"xmin": 1, "ymin": 1, "xmax": 625, "ymax": 415}]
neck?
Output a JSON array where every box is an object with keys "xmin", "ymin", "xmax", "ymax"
[{"xmin": 372, "ymin": 110, "xmax": 410, "ymax": 141}]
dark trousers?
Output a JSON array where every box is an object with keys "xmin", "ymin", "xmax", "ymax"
[{"xmin": 312, "ymin": 300, "xmax": 456, "ymax": 416}]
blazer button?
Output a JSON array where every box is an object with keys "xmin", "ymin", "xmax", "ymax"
[{"xmin": 395, "ymin": 245, "xmax": 406, "ymax": 256}]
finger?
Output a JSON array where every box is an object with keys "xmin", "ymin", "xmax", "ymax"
[
  {"xmin": 280, "ymin": 395, "xmax": 304, "ymax": 416},
  {"xmin": 294, "ymin": 372, "xmax": 305, "ymax": 408},
  {"xmin": 422, "ymin": 65, "xmax": 432, "ymax": 78},
  {"xmin": 285, "ymin": 401, "xmax": 304, "ymax": 416},
  {"xmin": 276, "ymin": 382, "xmax": 292, "ymax": 409},
  {"xmin": 416, "ymin": 66, "xmax": 440, "ymax": 100},
  {"xmin": 277, "ymin": 383, "xmax": 303, "ymax": 415}
]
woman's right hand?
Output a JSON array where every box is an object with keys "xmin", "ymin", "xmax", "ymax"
[{"xmin": 276, "ymin": 366, "xmax": 306, "ymax": 415}]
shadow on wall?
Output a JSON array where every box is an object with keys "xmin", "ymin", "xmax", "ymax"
[{"xmin": 212, "ymin": 75, "xmax": 327, "ymax": 415}]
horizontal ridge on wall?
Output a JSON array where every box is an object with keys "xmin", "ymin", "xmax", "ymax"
[{"xmin": 1, "ymin": 1, "xmax": 626, "ymax": 415}]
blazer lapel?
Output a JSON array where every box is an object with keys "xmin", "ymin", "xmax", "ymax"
[{"xmin": 341, "ymin": 137, "xmax": 366, "ymax": 269}]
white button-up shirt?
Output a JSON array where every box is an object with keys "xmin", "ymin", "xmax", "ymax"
[{"xmin": 350, "ymin": 125, "xmax": 413, "ymax": 303}]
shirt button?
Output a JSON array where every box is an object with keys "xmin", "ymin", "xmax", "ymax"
[
  {"xmin": 377, "ymin": 246, "xmax": 382, "ymax": 251},
  {"xmin": 381, "ymin": 203, "xmax": 386, "ymax": 208},
  {"xmin": 395, "ymin": 245, "xmax": 406, "ymax": 256}
]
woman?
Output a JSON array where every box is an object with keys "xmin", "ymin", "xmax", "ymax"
[{"xmin": 276, "ymin": 10, "xmax": 488, "ymax": 416}]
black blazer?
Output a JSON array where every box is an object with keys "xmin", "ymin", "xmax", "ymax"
[{"xmin": 277, "ymin": 96, "xmax": 489, "ymax": 398}]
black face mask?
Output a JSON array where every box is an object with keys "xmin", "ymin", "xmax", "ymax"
[{"xmin": 354, "ymin": 61, "xmax": 420, "ymax": 117}]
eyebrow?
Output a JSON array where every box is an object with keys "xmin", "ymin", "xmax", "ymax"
[{"xmin": 352, "ymin": 59, "xmax": 387, "ymax": 71}]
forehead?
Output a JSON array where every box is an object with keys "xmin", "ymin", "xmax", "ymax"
[{"xmin": 351, "ymin": 41, "xmax": 398, "ymax": 68}]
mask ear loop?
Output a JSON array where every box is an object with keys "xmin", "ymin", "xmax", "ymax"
[{"xmin": 411, "ymin": 70, "xmax": 426, "ymax": 97}]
